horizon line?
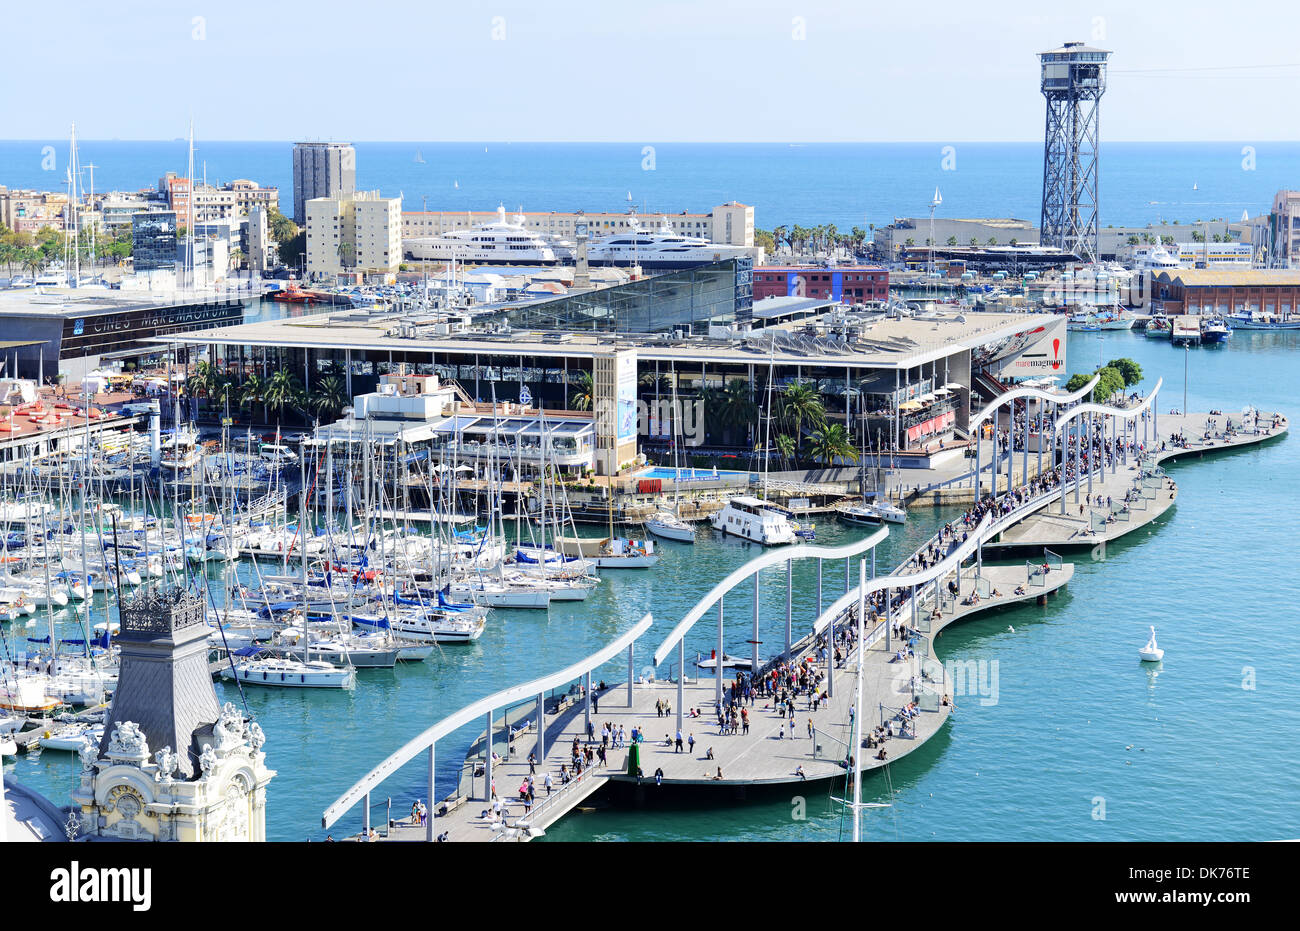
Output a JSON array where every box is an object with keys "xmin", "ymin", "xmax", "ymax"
[{"xmin": 3, "ymin": 138, "xmax": 1297, "ymax": 146}]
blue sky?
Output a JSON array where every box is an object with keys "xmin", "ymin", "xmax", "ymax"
[{"xmin": 4, "ymin": 0, "xmax": 1297, "ymax": 142}]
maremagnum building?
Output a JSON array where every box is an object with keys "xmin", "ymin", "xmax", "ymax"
[{"xmin": 152, "ymin": 259, "xmax": 1065, "ymax": 471}]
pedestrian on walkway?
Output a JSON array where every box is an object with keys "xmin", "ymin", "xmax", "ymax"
[
  {"xmin": 675, "ymin": 729, "xmax": 683, "ymax": 752},
  {"xmin": 688, "ymin": 733, "xmax": 695, "ymax": 754}
]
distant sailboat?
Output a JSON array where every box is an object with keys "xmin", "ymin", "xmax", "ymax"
[
  {"xmin": 414, "ymin": 149, "xmax": 425, "ymax": 164},
  {"xmin": 1192, "ymin": 181, "xmax": 1198, "ymax": 191},
  {"xmin": 453, "ymin": 180, "xmax": 459, "ymax": 189}
]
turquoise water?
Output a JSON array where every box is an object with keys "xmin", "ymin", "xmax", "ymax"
[
  {"xmin": 5, "ymin": 328, "xmax": 1297, "ymax": 841},
  {"xmin": 639, "ymin": 468, "xmax": 750, "ymax": 481}
]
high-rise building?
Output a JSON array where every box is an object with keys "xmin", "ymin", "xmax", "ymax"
[
  {"xmin": 292, "ymin": 142, "xmax": 356, "ymax": 224},
  {"xmin": 1038, "ymin": 42, "xmax": 1110, "ymax": 262}
]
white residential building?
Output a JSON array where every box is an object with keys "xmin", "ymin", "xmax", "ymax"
[{"xmin": 306, "ymin": 190, "xmax": 402, "ymax": 279}]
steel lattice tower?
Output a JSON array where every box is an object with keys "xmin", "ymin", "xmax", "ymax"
[{"xmin": 1039, "ymin": 42, "xmax": 1110, "ymax": 262}]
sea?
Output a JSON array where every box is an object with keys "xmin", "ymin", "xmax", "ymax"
[
  {"xmin": 3, "ymin": 141, "xmax": 1300, "ymax": 230},
  {"xmin": 4, "ymin": 328, "xmax": 1298, "ymax": 842}
]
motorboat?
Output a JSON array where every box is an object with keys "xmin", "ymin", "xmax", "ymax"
[
  {"xmin": 1200, "ymin": 316, "xmax": 1232, "ymax": 343},
  {"xmin": 710, "ymin": 496, "xmax": 797, "ymax": 545},
  {"xmin": 221, "ymin": 654, "xmax": 356, "ymax": 689},
  {"xmin": 1144, "ymin": 315, "xmax": 1171, "ymax": 339},
  {"xmin": 837, "ymin": 505, "xmax": 881, "ymax": 526},
  {"xmin": 1139, "ymin": 626, "xmax": 1164, "ymax": 663},
  {"xmin": 1227, "ymin": 311, "xmax": 1300, "ymax": 330},
  {"xmin": 0, "ymin": 675, "xmax": 60, "ymax": 714},
  {"xmin": 403, "ymin": 206, "xmax": 561, "ymax": 265},
  {"xmin": 645, "ymin": 509, "xmax": 695, "ymax": 543}
]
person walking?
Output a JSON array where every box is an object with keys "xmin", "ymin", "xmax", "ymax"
[
  {"xmin": 687, "ymin": 733, "xmax": 696, "ymax": 754},
  {"xmin": 675, "ymin": 729, "xmax": 683, "ymax": 753}
]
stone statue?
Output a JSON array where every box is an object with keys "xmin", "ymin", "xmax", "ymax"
[
  {"xmin": 78, "ymin": 734, "xmax": 99, "ymax": 771},
  {"xmin": 247, "ymin": 721, "xmax": 266, "ymax": 752},
  {"xmin": 213, "ymin": 702, "xmax": 246, "ymax": 755},
  {"xmin": 154, "ymin": 746, "xmax": 178, "ymax": 783},
  {"xmin": 198, "ymin": 743, "xmax": 217, "ymax": 779},
  {"xmin": 107, "ymin": 721, "xmax": 149, "ymax": 762}
]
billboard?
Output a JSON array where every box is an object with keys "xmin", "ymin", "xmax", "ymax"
[
  {"xmin": 616, "ymin": 351, "xmax": 637, "ymax": 443},
  {"xmin": 986, "ymin": 317, "xmax": 1068, "ymax": 379}
]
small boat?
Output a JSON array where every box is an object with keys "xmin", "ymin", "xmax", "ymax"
[
  {"xmin": 38, "ymin": 721, "xmax": 104, "ymax": 751},
  {"xmin": 870, "ymin": 501, "xmax": 907, "ymax": 525},
  {"xmin": 709, "ymin": 496, "xmax": 797, "ymax": 546},
  {"xmin": 1139, "ymin": 625, "xmax": 1164, "ymax": 663},
  {"xmin": 221, "ymin": 654, "xmax": 356, "ymax": 689},
  {"xmin": 645, "ymin": 510, "xmax": 695, "ymax": 543},
  {"xmin": 837, "ymin": 505, "xmax": 882, "ymax": 526},
  {"xmin": 695, "ymin": 652, "xmax": 763, "ymax": 671},
  {"xmin": 1200, "ymin": 316, "xmax": 1232, "ymax": 344}
]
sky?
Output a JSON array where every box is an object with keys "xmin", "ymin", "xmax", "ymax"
[{"xmin": 4, "ymin": 0, "xmax": 1298, "ymax": 142}]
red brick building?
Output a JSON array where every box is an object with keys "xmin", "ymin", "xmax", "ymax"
[
  {"xmin": 1148, "ymin": 269, "xmax": 1300, "ymax": 316},
  {"xmin": 752, "ymin": 266, "xmax": 889, "ymax": 303}
]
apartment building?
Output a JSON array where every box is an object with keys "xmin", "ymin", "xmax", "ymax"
[{"xmin": 306, "ymin": 191, "xmax": 402, "ymax": 279}]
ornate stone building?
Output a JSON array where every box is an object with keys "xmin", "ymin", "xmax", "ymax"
[{"xmin": 70, "ymin": 588, "xmax": 274, "ymax": 841}]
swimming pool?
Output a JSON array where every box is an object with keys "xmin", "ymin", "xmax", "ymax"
[{"xmin": 638, "ymin": 467, "xmax": 751, "ymax": 481}]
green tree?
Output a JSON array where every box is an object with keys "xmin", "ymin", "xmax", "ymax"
[
  {"xmin": 753, "ymin": 228, "xmax": 776, "ymax": 253},
  {"xmin": 279, "ymin": 231, "xmax": 306, "ymax": 270},
  {"xmin": 806, "ymin": 424, "xmax": 859, "ymax": 466},
  {"xmin": 238, "ymin": 373, "xmax": 267, "ymax": 421},
  {"xmin": 946, "ymin": 235, "xmax": 958, "ymax": 246},
  {"xmin": 1105, "ymin": 357, "xmax": 1143, "ymax": 387},
  {"xmin": 263, "ymin": 369, "xmax": 303, "ymax": 424},
  {"xmin": 569, "ymin": 371, "xmax": 593, "ymax": 411},
  {"xmin": 309, "ymin": 375, "xmax": 348, "ymax": 421},
  {"xmin": 266, "ymin": 206, "xmax": 298, "ymax": 245},
  {"xmin": 776, "ymin": 381, "xmax": 825, "ymax": 442},
  {"xmin": 774, "ymin": 433, "xmax": 797, "ymax": 469}
]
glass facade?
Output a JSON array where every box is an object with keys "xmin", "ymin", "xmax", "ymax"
[
  {"xmin": 132, "ymin": 211, "xmax": 177, "ymax": 272},
  {"xmin": 491, "ymin": 259, "xmax": 753, "ymax": 334}
]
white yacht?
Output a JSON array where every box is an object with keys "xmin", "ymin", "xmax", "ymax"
[
  {"xmin": 645, "ymin": 510, "xmax": 695, "ymax": 543},
  {"xmin": 710, "ymin": 496, "xmax": 798, "ymax": 545},
  {"xmin": 404, "ymin": 206, "xmax": 560, "ymax": 265},
  {"xmin": 221, "ymin": 655, "xmax": 356, "ymax": 689},
  {"xmin": 587, "ymin": 216, "xmax": 755, "ymax": 269}
]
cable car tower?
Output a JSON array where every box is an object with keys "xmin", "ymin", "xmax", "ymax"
[{"xmin": 1039, "ymin": 42, "xmax": 1110, "ymax": 263}]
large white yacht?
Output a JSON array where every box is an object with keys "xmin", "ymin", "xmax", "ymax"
[
  {"xmin": 587, "ymin": 216, "xmax": 755, "ymax": 269},
  {"xmin": 403, "ymin": 206, "xmax": 561, "ymax": 265},
  {"xmin": 710, "ymin": 496, "xmax": 798, "ymax": 546}
]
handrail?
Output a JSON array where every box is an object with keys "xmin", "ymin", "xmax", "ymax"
[
  {"xmin": 322, "ymin": 612, "xmax": 653, "ymax": 830},
  {"xmin": 968, "ymin": 375, "xmax": 1099, "ymax": 432},
  {"xmin": 1052, "ymin": 378, "xmax": 1163, "ymax": 428},
  {"xmin": 651, "ymin": 529, "xmax": 889, "ymax": 668},
  {"xmin": 809, "ymin": 513, "xmax": 993, "ymax": 639}
]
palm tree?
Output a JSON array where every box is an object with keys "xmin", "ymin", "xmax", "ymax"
[
  {"xmin": 238, "ymin": 373, "xmax": 266, "ymax": 421},
  {"xmin": 772, "ymin": 225, "xmax": 788, "ymax": 252},
  {"xmin": 263, "ymin": 370, "xmax": 303, "ymax": 424},
  {"xmin": 310, "ymin": 375, "xmax": 348, "ymax": 421},
  {"xmin": 776, "ymin": 381, "xmax": 825, "ymax": 442},
  {"xmin": 774, "ymin": 433, "xmax": 797, "ymax": 470},
  {"xmin": 806, "ymin": 424, "xmax": 859, "ymax": 466},
  {"xmin": 569, "ymin": 371, "xmax": 594, "ymax": 411}
]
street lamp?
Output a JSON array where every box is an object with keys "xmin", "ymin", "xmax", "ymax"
[{"xmin": 1183, "ymin": 344, "xmax": 1189, "ymax": 414}]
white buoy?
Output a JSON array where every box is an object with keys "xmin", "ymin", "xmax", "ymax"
[{"xmin": 1139, "ymin": 625, "xmax": 1164, "ymax": 663}]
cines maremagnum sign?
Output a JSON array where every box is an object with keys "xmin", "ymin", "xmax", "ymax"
[{"xmin": 49, "ymin": 862, "xmax": 152, "ymax": 912}]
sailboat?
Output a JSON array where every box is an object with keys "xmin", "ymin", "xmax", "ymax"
[
  {"xmin": 414, "ymin": 149, "xmax": 426, "ymax": 164},
  {"xmin": 646, "ymin": 380, "xmax": 695, "ymax": 544}
]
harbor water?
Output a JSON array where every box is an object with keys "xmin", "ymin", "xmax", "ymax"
[
  {"xmin": 4, "ymin": 328, "xmax": 1297, "ymax": 841},
  {"xmin": 2, "ymin": 141, "xmax": 1298, "ymax": 230}
]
